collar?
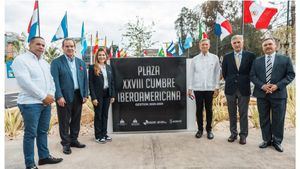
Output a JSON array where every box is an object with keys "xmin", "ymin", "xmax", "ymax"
[
  {"xmin": 28, "ymin": 50, "xmax": 42, "ymax": 60},
  {"xmin": 265, "ymin": 52, "xmax": 276, "ymax": 58},
  {"xmin": 64, "ymin": 55, "xmax": 75, "ymax": 62},
  {"xmin": 200, "ymin": 52, "xmax": 210, "ymax": 56}
]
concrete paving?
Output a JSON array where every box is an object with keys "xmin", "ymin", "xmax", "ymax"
[{"xmin": 5, "ymin": 128, "xmax": 295, "ymax": 169}]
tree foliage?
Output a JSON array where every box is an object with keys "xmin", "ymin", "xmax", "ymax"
[
  {"xmin": 122, "ymin": 16, "xmax": 156, "ymax": 57},
  {"xmin": 44, "ymin": 47, "xmax": 60, "ymax": 63}
]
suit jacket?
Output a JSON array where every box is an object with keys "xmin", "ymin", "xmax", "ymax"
[
  {"xmin": 89, "ymin": 64, "xmax": 115, "ymax": 101},
  {"xmin": 222, "ymin": 51, "xmax": 256, "ymax": 96},
  {"xmin": 51, "ymin": 55, "xmax": 88, "ymax": 103},
  {"xmin": 250, "ymin": 54, "xmax": 295, "ymax": 99}
]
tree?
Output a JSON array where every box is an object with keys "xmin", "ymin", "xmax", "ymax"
[
  {"xmin": 122, "ymin": 16, "xmax": 156, "ymax": 57},
  {"xmin": 44, "ymin": 47, "xmax": 60, "ymax": 63}
]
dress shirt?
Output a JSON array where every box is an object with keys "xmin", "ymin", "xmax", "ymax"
[
  {"xmin": 234, "ymin": 50, "xmax": 243, "ymax": 62},
  {"xmin": 11, "ymin": 51, "xmax": 55, "ymax": 104},
  {"xmin": 65, "ymin": 55, "xmax": 79, "ymax": 89},
  {"xmin": 264, "ymin": 52, "xmax": 276, "ymax": 68},
  {"xmin": 100, "ymin": 65, "xmax": 109, "ymax": 89},
  {"xmin": 189, "ymin": 52, "xmax": 221, "ymax": 91}
]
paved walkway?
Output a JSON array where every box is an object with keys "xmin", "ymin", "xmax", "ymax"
[{"xmin": 5, "ymin": 128, "xmax": 295, "ymax": 169}]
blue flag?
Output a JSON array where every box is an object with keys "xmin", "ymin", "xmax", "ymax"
[
  {"xmin": 184, "ymin": 33, "xmax": 193, "ymax": 49},
  {"xmin": 81, "ymin": 22, "xmax": 88, "ymax": 56},
  {"xmin": 178, "ymin": 38, "xmax": 185, "ymax": 56},
  {"xmin": 51, "ymin": 12, "xmax": 68, "ymax": 42}
]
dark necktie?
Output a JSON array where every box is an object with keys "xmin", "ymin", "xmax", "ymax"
[{"xmin": 266, "ymin": 55, "xmax": 272, "ymax": 84}]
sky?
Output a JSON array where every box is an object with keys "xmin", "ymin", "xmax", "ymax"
[{"xmin": 5, "ymin": 0, "xmax": 201, "ymax": 49}]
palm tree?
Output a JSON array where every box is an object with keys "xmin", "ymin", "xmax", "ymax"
[{"xmin": 44, "ymin": 47, "xmax": 60, "ymax": 63}]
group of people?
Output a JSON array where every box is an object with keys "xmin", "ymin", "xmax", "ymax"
[
  {"xmin": 12, "ymin": 34, "xmax": 295, "ymax": 169},
  {"xmin": 12, "ymin": 37, "xmax": 115, "ymax": 169},
  {"xmin": 188, "ymin": 35, "xmax": 295, "ymax": 153}
]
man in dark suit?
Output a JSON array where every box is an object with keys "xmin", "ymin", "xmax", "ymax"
[
  {"xmin": 250, "ymin": 38, "xmax": 295, "ymax": 152},
  {"xmin": 222, "ymin": 35, "xmax": 256, "ymax": 145},
  {"xmin": 51, "ymin": 38, "xmax": 88, "ymax": 154}
]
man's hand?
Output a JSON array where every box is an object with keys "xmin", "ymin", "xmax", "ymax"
[
  {"xmin": 270, "ymin": 84, "xmax": 278, "ymax": 93},
  {"xmin": 42, "ymin": 94, "xmax": 55, "ymax": 105},
  {"xmin": 188, "ymin": 89, "xmax": 193, "ymax": 97},
  {"xmin": 110, "ymin": 97, "xmax": 115, "ymax": 104},
  {"xmin": 262, "ymin": 84, "xmax": 273, "ymax": 93},
  {"xmin": 83, "ymin": 97, "xmax": 88, "ymax": 104},
  {"xmin": 213, "ymin": 89, "xmax": 219, "ymax": 98},
  {"xmin": 57, "ymin": 97, "xmax": 66, "ymax": 107},
  {"xmin": 92, "ymin": 99, "xmax": 98, "ymax": 106}
]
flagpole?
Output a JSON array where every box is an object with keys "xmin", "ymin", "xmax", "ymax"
[
  {"xmin": 216, "ymin": 37, "xmax": 219, "ymax": 56},
  {"xmin": 37, "ymin": 0, "xmax": 41, "ymax": 36},
  {"xmin": 90, "ymin": 34, "xmax": 93, "ymax": 65},
  {"xmin": 242, "ymin": 0, "xmax": 244, "ymax": 35},
  {"xmin": 188, "ymin": 48, "xmax": 190, "ymax": 58}
]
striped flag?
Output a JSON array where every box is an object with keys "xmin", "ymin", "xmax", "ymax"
[
  {"xmin": 27, "ymin": 0, "xmax": 39, "ymax": 42},
  {"xmin": 51, "ymin": 12, "xmax": 68, "ymax": 42},
  {"xmin": 166, "ymin": 41, "xmax": 176, "ymax": 57},
  {"xmin": 93, "ymin": 31, "xmax": 99, "ymax": 55},
  {"xmin": 80, "ymin": 22, "xmax": 87, "ymax": 56}
]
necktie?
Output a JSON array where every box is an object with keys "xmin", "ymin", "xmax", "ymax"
[
  {"xmin": 235, "ymin": 53, "xmax": 240, "ymax": 70},
  {"xmin": 266, "ymin": 55, "xmax": 272, "ymax": 84}
]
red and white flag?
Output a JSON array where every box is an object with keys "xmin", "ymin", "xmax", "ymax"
[{"xmin": 244, "ymin": 0, "xmax": 278, "ymax": 29}]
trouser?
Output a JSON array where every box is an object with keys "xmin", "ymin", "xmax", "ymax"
[
  {"xmin": 57, "ymin": 90, "xmax": 83, "ymax": 146},
  {"xmin": 194, "ymin": 91, "xmax": 214, "ymax": 132},
  {"xmin": 18, "ymin": 104, "xmax": 51, "ymax": 167},
  {"xmin": 94, "ymin": 89, "xmax": 110, "ymax": 139},
  {"xmin": 226, "ymin": 90, "xmax": 250, "ymax": 138},
  {"xmin": 257, "ymin": 96, "xmax": 286, "ymax": 144}
]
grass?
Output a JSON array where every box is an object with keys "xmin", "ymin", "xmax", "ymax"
[
  {"xmin": 287, "ymin": 86, "xmax": 296, "ymax": 127},
  {"xmin": 5, "ymin": 107, "xmax": 23, "ymax": 138},
  {"xmin": 212, "ymin": 91, "xmax": 229, "ymax": 127}
]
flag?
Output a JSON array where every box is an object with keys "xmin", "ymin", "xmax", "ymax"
[
  {"xmin": 27, "ymin": 0, "xmax": 39, "ymax": 42},
  {"xmin": 178, "ymin": 38, "xmax": 184, "ymax": 56},
  {"xmin": 109, "ymin": 41, "xmax": 113, "ymax": 58},
  {"xmin": 80, "ymin": 22, "xmax": 88, "ymax": 56},
  {"xmin": 51, "ymin": 12, "xmax": 68, "ymax": 42},
  {"xmin": 198, "ymin": 23, "xmax": 208, "ymax": 40},
  {"xmin": 143, "ymin": 50, "xmax": 147, "ymax": 56},
  {"xmin": 93, "ymin": 31, "xmax": 99, "ymax": 55},
  {"xmin": 244, "ymin": 0, "xmax": 253, "ymax": 23},
  {"xmin": 158, "ymin": 47, "xmax": 165, "ymax": 57},
  {"xmin": 215, "ymin": 12, "xmax": 232, "ymax": 41},
  {"xmin": 245, "ymin": 1, "xmax": 278, "ymax": 29},
  {"xmin": 184, "ymin": 33, "xmax": 193, "ymax": 49},
  {"xmin": 103, "ymin": 36, "xmax": 107, "ymax": 53},
  {"xmin": 166, "ymin": 41, "xmax": 176, "ymax": 57},
  {"xmin": 117, "ymin": 48, "xmax": 121, "ymax": 58}
]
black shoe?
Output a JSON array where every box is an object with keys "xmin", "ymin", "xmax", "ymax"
[
  {"xmin": 26, "ymin": 165, "xmax": 38, "ymax": 169},
  {"xmin": 70, "ymin": 141, "xmax": 86, "ymax": 148},
  {"xmin": 259, "ymin": 141, "xmax": 272, "ymax": 148},
  {"xmin": 273, "ymin": 143, "xmax": 283, "ymax": 152},
  {"xmin": 239, "ymin": 137, "xmax": 246, "ymax": 145},
  {"xmin": 105, "ymin": 135, "xmax": 112, "ymax": 142},
  {"xmin": 195, "ymin": 131, "xmax": 203, "ymax": 138},
  {"xmin": 227, "ymin": 135, "xmax": 237, "ymax": 142},
  {"xmin": 207, "ymin": 131, "xmax": 214, "ymax": 140},
  {"xmin": 63, "ymin": 145, "xmax": 72, "ymax": 154},
  {"xmin": 38, "ymin": 155, "xmax": 63, "ymax": 165}
]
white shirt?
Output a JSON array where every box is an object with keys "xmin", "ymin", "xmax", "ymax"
[
  {"xmin": 265, "ymin": 52, "xmax": 276, "ymax": 68},
  {"xmin": 100, "ymin": 65, "xmax": 109, "ymax": 89},
  {"xmin": 11, "ymin": 51, "xmax": 55, "ymax": 104},
  {"xmin": 188, "ymin": 52, "xmax": 221, "ymax": 91}
]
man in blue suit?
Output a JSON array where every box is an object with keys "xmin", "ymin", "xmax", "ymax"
[
  {"xmin": 250, "ymin": 38, "xmax": 295, "ymax": 152},
  {"xmin": 51, "ymin": 38, "xmax": 88, "ymax": 154},
  {"xmin": 222, "ymin": 35, "xmax": 256, "ymax": 145}
]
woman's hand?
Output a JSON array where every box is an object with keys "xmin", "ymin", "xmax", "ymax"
[
  {"xmin": 110, "ymin": 98, "xmax": 115, "ymax": 104},
  {"xmin": 92, "ymin": 99, "xmax": 99, "ymax": 106}
]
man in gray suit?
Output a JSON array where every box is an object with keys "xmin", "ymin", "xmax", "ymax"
[
  {"xmin": 51, "ymin": 38, "xmax": 88, "ymax": 154},
  {"xmin": 222, "ymin": 35, "xmax": 256, "ymax": 145},
  {"xmin": 250, "ymin": 38, "xmax": 295, "ymax": 152}
]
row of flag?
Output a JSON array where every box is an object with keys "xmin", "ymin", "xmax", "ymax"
[
  {"xmin": 27, "ymin": 0, "xmax": 278, "ymax": 58},
  {"xmin": 27, "ymin": 0, "xmax": 127, "ymax": 59}
]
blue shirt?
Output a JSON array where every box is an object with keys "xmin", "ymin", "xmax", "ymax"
[{"xmin": 65, "ymin": 55, "xmax": 79, "ymax": 89}]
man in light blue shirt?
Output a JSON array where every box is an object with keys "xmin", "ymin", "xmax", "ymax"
[{"xmin": 11, "ymin": 37, "xmax": 62, "ymax": 169}]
